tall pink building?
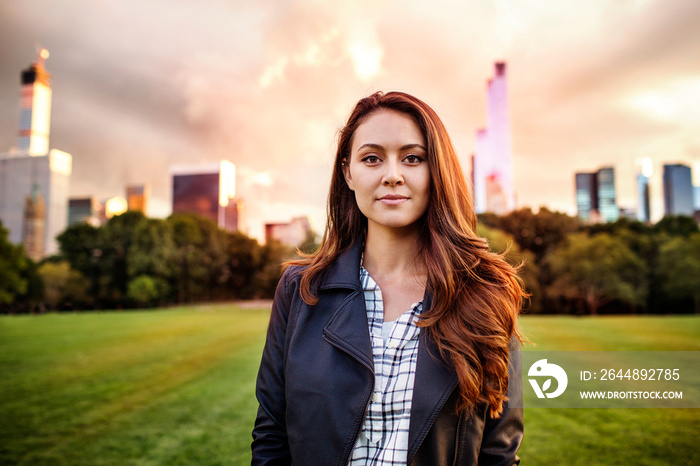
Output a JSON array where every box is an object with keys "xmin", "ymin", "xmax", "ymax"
[{"xmin": 473, "ymin": 62, "xmax": 515, "ymax": 215}]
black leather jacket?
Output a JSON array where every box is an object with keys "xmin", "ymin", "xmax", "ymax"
[{"xmin": 252, "ymin": 242, "xmax": 523, "ymax": 465}]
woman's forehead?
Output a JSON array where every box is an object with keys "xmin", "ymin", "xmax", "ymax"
[{"xmin": 351, "ymin": 109, "xmax": 425, "ymax": 152}]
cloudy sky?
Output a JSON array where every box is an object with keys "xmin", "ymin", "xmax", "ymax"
[{"xmin": 1, "ymin": 0, "xmax": 699, "ymax": 240}]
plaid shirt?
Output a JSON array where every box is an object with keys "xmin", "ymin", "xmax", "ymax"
[{"xmin": 348, "ymin": 266, "xmax": 423, "ymax": 465}]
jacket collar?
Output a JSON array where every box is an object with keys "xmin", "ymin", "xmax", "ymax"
[
  {"xmin": 319, "ymin": 241, "xmax": 364, "ymax": 291},
  {"xmin": 320, "ymin": 241, "xmax": 458, "ymax": 459},
  {"xmin": 321, "ymin": 241, "xmax": 373, "ymax": 370}
]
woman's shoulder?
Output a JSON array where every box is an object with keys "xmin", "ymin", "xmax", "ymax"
[
  {"xmin": 276, "ymin": 263, "xmax": 311, "ymax": 297},
  {"xmin": 281, "ymin": 263, "xmax": 308, "ymax": 282}
]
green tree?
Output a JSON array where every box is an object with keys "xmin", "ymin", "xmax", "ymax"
[
  {"xmin": 15, "ymin": 260, "xmax": 44, "ymax": 313},
  {"xmin": 128, "ymin": 218, "xmax": 175, "ymax": 302},
  {"xmin": 192, "ymin": 214, "xmax": 230, "ymax": 300},
  {"xmin": 56, "ymin": 222, "xmax": 102, "ymax": 299},
  {"xmin": 585, "ymin": 217, "xmax": 653, "ymax": 237},
  {"xmin": 547, "ymin": 232, "xmax": 648, "ymax": 315},
  {"xmin": 256, "ymin": 239, "xmax": 295, "ymax": 298},
  {"xmin": 225, "ymin": 232, "xmax": 264, "ymax": 299},
  {"xmin": 167, "ymin": 213, "xmax": 228, "ymax": 303},
  {"xmin": 478, "ymin": 223, "xmax": 541, "ymax": 312},
  {"xmin": 37, "ymin": 260, "xmax": 90, "ymax": 310},
  {"xmin": 653, "ymin": 215, "xmax": 699, "ymax": 237},
  {"xmin": 98, "ymin": 211, "xmax": 148, "ymax": 304},
  {"xmin": 657, "ymin": 233, "xmax": 700, "ymax": 313},
  {"xmin": 479, "ymin": 207, "xmax": 579, "ymax": 262},
  {"xmin": 0, "ymin": 220, "xmax": 29, "ymax": 307},
  {"xmin": 127, "ymin": 275, "xmax": 163, "ymax": 307}
]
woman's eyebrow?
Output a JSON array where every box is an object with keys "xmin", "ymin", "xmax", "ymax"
[
  {"xmin": 400, "ymin": 143, "xmax": 426, "ymax": 151},
  {"xmin": 356, "ymin": 143, "xmax": 426, "ymax": 151},
  {"xmin": 357, "ymin": 143, "xmax": 384, "ymax": 151}
]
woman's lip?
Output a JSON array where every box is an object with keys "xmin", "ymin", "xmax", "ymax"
[{"xmin": 378, "ymin": 196, "xmax": 408, "ymax": 205}]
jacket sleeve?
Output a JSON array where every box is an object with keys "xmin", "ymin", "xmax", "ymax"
[
  {"xmin": 251, "ymin": 267, "xmax": 297, "ymax": 465},
  {"xmin": 478, "ymin": 337, "xmax": 524, "ymax": 465}
]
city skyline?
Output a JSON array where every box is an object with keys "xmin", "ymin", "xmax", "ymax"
[{"xmin": 1, "ymin": 0, "xmax": 699, "ymax": 240}]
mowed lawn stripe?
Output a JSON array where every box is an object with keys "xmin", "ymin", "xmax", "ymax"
[
  {"xmin": 519, "ymin": 315, "xmax": 700, "ymax": 351},
  {"xmin": 518, "ymin": 315, "xmax": 700, "ymax": 466},
  {"xmin": 0, "ymin": 305, "xmax": 270, "ymax": 465}
]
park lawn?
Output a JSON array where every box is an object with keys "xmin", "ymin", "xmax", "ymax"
[
  {"xmin": 0, "ymin": 304, "xmax": 269, "ymax": 465},
  {"xmin": 0, "ymin": 307, "xmax": 698, "ymax": 465},
  {"xmin": 518, "ymin": 315, "xmax": 700, "ymax": 466}
]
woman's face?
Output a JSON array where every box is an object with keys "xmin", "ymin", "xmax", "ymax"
[{"xmin": 343, "ymin": 109, "xmax": 430, "ymax": 235}]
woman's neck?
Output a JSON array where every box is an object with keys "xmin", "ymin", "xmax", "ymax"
[{"xmin": 362, "ymin": 225, "xmax": 425, "ymax": 279}]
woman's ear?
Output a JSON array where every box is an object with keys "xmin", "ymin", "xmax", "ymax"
[{"xmin": 341, "ymin": 158, "xmax": 354, "ymax": 191}]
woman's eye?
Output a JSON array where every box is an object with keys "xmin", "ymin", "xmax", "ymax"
[
  {"xmin": 405, "ymin": 155, "xmax": 423, "ymax": 164},
  {"xmin": 362, "ymin": 155, "xmax": 380, "ymax": 164}
]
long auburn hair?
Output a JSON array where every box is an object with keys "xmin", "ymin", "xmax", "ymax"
[{"xmin": 288, "ymin": 91, "xmax": 525, "ymax": 417}]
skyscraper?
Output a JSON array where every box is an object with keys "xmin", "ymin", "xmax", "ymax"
[
  {"xmin": 18, "ymin": 49, "xmax": 52, "ymax": 156},
  {"xmin": 575, "ymin": 166, "xmax": 619, "ymax": 223},
  {"xmin": 126, "ymin": 184, "xmax": 149, "ymax": 214},
  {"xmin": 68, "ymin": 197, "xmax": 102, "ymax": 227},
  {"xmin": 473, "ymin": 62, "xmax": 515, "ymax": 214},
  {"xmin": 171, "ymin": 160, "xmax": 243, "ymax": 233},
  {"xmin": 0, "ymin": 50, "xmax": 72, "ymax": 257},
  {"xmin": 575, "ymin": 173, "xmax": 598, "ymax": 223},
  {"xmin": 596, "ymin": 167, "xmax": 618, "ymax": 222},
  {"xmin": 662, "ymin": 164, "xmax": 694, "ymax": 216},
  {"xmin": 636, "ymin": 158, "xmax": 652, "ymax": 223},
  {"xmin": 636, "ymin": 173, "xmax": 651, "ymax": 223}
]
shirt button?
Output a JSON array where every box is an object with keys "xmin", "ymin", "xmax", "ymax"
[
  {"xmin": 372, "ymin": 393, "xmax": 381, "ymax": 402},
  {"xmin": 387, "ymin": 340, "xmax": 398, "ymax": 349}
]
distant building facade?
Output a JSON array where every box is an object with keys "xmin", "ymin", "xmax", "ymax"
[
  {"xmin": 0, "ymin": 50, "xmax": 72, "ymax": 257},
  {"xmin": 171, "ymin": 161, "xmax": 243, "ymax": 233},
  {"xmin": 23, "ymin": 187, "xmax": 46, "ymax": 261},
  {"xmin": 636, "ymin": 173, "xmax": 651, "ymax": 223},
  {"xmin": 575, "ymin": 166, "xmax": 619, "ymax": 223},
  {"xmin": 223, "ymin": 197, "xmax": 246, "ymax": 235},
  {"xmin": 0, "ymin": 150, "xmax": 71, "ymax": 256},
  {"xmin": 596, "ymin": 167, "xmax": 618, "ymax": 222},
  {"xmin": 662, "ymin": 164, "xmax": 694, "ymax": 217},
  {"xmin": 126, "ymin": 184, "xmax": 149, "ymax": 214},
  {"xmin": 575, "ymin": 172, "xmax": 598, "ymax": 223},
  {"xmin": 265, "ymin": 217, "xmax": 311, "ymax": 247},
  {"xmin": 68, "ymin": 197, "xmax": 102, "ymax": 227},
  {"xmin": 473, "ymin": 62, "xmax": 515, "ymax": 215}
]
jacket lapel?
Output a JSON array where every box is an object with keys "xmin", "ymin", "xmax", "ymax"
[
  {"xmin": 407, "ymin": 292, "xmax": 459, "ymax": 462},
  {"xmin": 321, "ymin": 242, "xmax": 374, "ymax": 372}
]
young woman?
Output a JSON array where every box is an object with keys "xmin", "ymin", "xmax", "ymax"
[{"xmin": 252, "ymin": 91, "xmax": 525, "ymax": 465}]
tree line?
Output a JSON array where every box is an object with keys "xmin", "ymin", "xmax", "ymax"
[
  {"xmin": 0, "ymin": 211, "xmax": 305, "ymax": 313},
  {"xmin": 478, "ymin": 209, "xmax": 700, "ymax": 315},
  {"xmin": 1, "ymin": 208, "xmax": 699, "ymax": 314}
]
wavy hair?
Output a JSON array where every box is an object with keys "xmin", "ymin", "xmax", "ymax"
[{"xmin": 288, "ymin": 91, "xmax": 525, "ymax": 417}]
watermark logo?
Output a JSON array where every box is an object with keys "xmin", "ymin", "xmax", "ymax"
[{"xmin": 528, "ymin": 359, "xmax": 568, "ymax": 398}]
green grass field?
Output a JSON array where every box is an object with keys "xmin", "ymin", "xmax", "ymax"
[{"xmin": 1, "ymin": 305, "xmax": 698, "ymax": 465}]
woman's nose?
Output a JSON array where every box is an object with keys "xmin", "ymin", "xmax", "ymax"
[{"xmin": 382, "ymin": 158, "xmax": 404, "ymax": 186}]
